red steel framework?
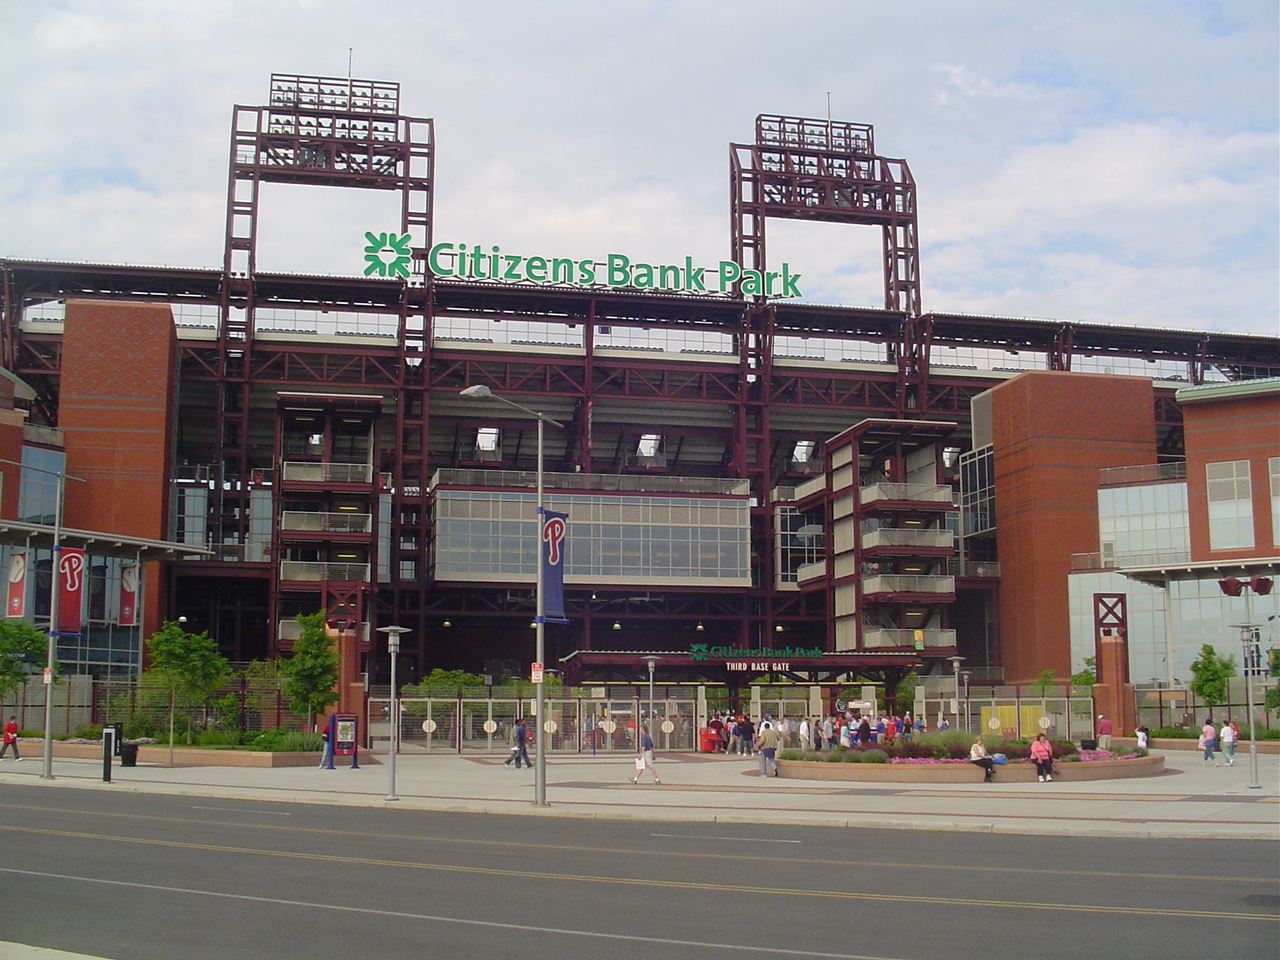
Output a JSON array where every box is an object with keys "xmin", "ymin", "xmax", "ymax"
[{"xmin": 1, "ymin": 78, "xmax": 1278, "ymax": 685}]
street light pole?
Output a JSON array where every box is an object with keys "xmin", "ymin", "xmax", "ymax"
[
  {"xmin": 376, "ymin": 625, "xmax": 410, "ymax": 801},
  {"xmin": 642, "ymin": 655, "xmax": 661, "ymax": 735},
  {"xmin": 460, "ymin": 385, "xmax": 565, "ymax": 807},
  {"xmin": 1220, "ymin": 575, "xmax": 1270, "ymax": 792},
  {"xmin": 947, "ymin": 655, "xmax": 965, "ymax": 732}
]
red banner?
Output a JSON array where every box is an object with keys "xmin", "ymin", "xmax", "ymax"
[
  {"xmin": 118, "ymin": 563, "xmax": 139, "ymax": 626},
  {"xmin": 6, "ymin": 551, "xmax": 26, "ymax": 618},
  {"xmin": 56, "ymin": 547, "xmax": 86, "ymax": 634}
]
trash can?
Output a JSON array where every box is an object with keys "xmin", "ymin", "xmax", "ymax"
[
  {"xmin": 1079, "ymin": 738, "xmax": 1097, "ymax": 751},
  {"xmin": 699, "ymin": 728, "xmax": 719, "ymax": 753},
  {"xmin": 119, "ymin": 742, "xmax": 139, "ymax": 767}
]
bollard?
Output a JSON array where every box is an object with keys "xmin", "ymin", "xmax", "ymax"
[{"xmin": 102, "ymin": 726, "xmax": 116, "ymax": 783}]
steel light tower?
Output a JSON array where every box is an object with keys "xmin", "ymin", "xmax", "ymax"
[
  {"xmin": 460, "ymin": 385, "xmax": 564, "ymax": 807},
  {"xmin": 947, "ymin": 655, "xmax": 965, "ymax": 732}
]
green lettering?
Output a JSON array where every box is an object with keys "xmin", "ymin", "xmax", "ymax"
[
  {"xmin": 781, "ymin": 262, "xmax": 801, "ymax": 297},
  {"xmin": 578, "ymin": 259, "xmax": 596, "ymax": 284},
  {"xmin": 467, "ymin": 245, "xmax": 488, "ymax": 279},
  {"xmin": 765, "ymin": 271, "xmax": 779, "ymax": 296},
  {"xmin": 551, "ymin": 258, "xmax": 575, "ymax": 284},
  {"xmin": 741, "ymin": 269, "xmax": 763, "ymax": 295},
  {"xmin": 526, "ymin": 256, "xmax": 547, "ymax": 282},
  {"xmin": 428, "ymin": 242, "xmax": 454, "ymax": 276},
  {"xmin": 658, "ymin": 264, "xmax": 681, "ymax": 289},
  {"xmin": 503, "ymin": 255, "xmax": 523, "ymax": 280},
  {"xmin": 633, "ymin": 262, "xmax": 655, "ymax": 288},
  {"xmin": 607, "ymin": 254, "xmax": 630, "ymax": 285},
  {"xmin": 718, "ymin": 260, "xmax": 741, "ymax": 292},
  {"xmin": 685, "ymin": 256, "xmax": 706, "ymax": 292}
]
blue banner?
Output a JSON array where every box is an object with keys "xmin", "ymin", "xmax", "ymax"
[{"xmin": 540, "ymin": 508, "xmax": 568, "ymax": 622}]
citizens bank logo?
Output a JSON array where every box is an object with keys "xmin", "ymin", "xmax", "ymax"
[
  {"xmin": 689, "ymin": 644, "xmax": 710, "ymax": 662},
  {"xmin": 363, "ymin": 231, "xmax": 413, "ymax": 277}
]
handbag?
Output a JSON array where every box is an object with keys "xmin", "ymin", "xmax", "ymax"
[
  {"xmin": 635, "ymin": 756, "xmax": 646, "ymax": 772},
  {"xmin": 991, "ymin": 753, "xmax": 1007, "ymax": 765}
]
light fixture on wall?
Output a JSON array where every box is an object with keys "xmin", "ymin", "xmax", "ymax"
[
  {"xmin": 442, "ymin": 620, "xmax": 452, "ymax": 628},
  {"xmin": 695, "ymin": 622, "xmax": 704, "ymax": 631},
  {"xmin": 775, "ymin": 624, "xmax": 784, "ymax": 633},
  {"xmin": 612, "ymin": 621, "xmax": 621, "ymax": 631}
]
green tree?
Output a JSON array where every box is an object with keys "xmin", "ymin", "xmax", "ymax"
[
  {"xmin": 405, "ymin": 667, "xmax": 486, "ymax": 696},
  {"xmin": 146, "ymin": 620, "xmax": 230, "ymax": 763},
  {"xmin": 1030, "ymin": 669, "xmax": 1058, "ymax": 697},
  {"xmin": 282, "ymin": 612, "xmax": 339, "ymax": 730},
  {"xmin": 1264, "ymin": 647, "xmax": 1280, "ymax": 715},
  {"xmin": 1188, "ymin": 644, "xmax": 1236, "ymax": 721},
  {"xmin": 1070, "ymin": 656, "xmax": 1097, "ymax": 689},
  {"xmin": 0, "ymin": 620, "xmax": 49, "ymax": 701}
]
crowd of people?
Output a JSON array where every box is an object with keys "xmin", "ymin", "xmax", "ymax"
[{"xmin": 704, "ymin": 710, "xmax": 928, "ymax": 756}]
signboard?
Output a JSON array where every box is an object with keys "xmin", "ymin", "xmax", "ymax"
[
  {"xmin": 6, "ymin": 551, "xmax": 26, "ymax": 618},
  {"xmin": 365, "ymin": 231, "xmax": 806, "ymax": 299},
  {"xmin": 118, "ymin": 563, "xmax": 139, "ymax": 627},
  {"xmin": 540, "ymin": 509, "xmax": 568, "ymax": 621},
  {"xmin": 56, "ymin": 547, "xmax": 86, "ymax": 634},
  {"xmin": 531, "ymin": 662, "xmax": 544, "ymax": 684},
  {"xmin": 328, "ymin": 713, "xmax": 360, "ymax": 769}
]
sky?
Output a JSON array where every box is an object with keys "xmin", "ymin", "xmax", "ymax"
[{"xmin": 0, "ymin": 0, "xmax": 1276, "ymax": 337}]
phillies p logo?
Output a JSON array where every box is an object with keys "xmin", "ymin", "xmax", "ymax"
[{"xmin": 542, "ymin": 515, "xmax": 566, "ymax": 566}]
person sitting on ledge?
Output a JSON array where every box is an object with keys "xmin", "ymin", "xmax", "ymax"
[{"xmin": 969, "ymin": 735, "xmax": 996, "ymax": 783}]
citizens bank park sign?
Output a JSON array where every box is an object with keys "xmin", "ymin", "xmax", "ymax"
[{"xmin": 363, "ymin": 231, "xmax": 803, "ymax": 298}]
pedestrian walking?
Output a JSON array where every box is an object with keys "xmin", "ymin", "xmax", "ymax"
[
  {"xmin": 798, "ymin": 717, "xmax": 811, "ymax": 753},
  {"xmin": 739, "ymin": 715, "xmax": 755, "ymax": 756},
  {"xmin": 757, "ymin": 720, "xmax": 780, "ymax": 777},
  {"xmin": 1199, "ymin": 718, "xmax": 1220, "ymax": 767},
  {"xmin": 969, "ymin": 735, "xmax": 996, "ymax": 782},
  {"xmin": 631, "ymin": 723, "xmax": 660, "ymax": 784},
  {"xmin": 1030, "ymin": 732, "xmax": 1054, "ymax": 781},
  {"xmin": 511, "ymin": 718, "xmax": 532, "ymax": 769},
  {"xmin": 1219, "ymin": 719, "xmax": 1237, "ymax": 766},
  {"xmin": 1, "ymin": 715, "xmax": 20, "ymax": 761}
]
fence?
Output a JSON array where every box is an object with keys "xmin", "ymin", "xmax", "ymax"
[
  {"xmin": 915, "ymin": 691, "xmax": 1096, "ymax": 741},
  {"xmin": 91, "ymin": 678, "xmax": 303, "ymax": 740},
  {"xmin": 1, "ymin": 676, "xmax": 95, "ymax": 737},
  {"xmin": 369, "ymin": 695, "xmax": 701, "ymax": 755},
  {"xmin": 1134, "ymin": 678, "xmax": 1277, "ymax": 733}
]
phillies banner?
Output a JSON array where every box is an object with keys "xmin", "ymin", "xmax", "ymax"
[
  {"xmin": 6, "ymin": 551, "xmax": 27, "ymax": 618},
  {"xmin": 118, "ymin": 563, "xmax": 139, "ymax": 626},
  {"xmin": 56, "ymin": 547, "xmax": 86, "ymax": 634},
  {"xmin": 540, "ymin": 508, "xmax": 568, "ymax": 622}
]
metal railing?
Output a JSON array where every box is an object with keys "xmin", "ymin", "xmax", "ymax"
[
  {"xmin": 861, "ymin": 574, "xmax": 955, "ymax": 595},
  {"xmin": 280, "ymin": 510, "xmax": 372, "ymax": 533},
  {"xmin": 859, "ymin": 482, "xmax": 954, "ymax": 505},
  {"xmin": 862, "ymin": 628, "xmax": 956, "ymax": 649},
  {"xmin": 279, "ymin": 561, "xmax": 371, "ymax": 582},
  {"xmin": 281, "ymin": 461, "xmax": 374, "ymax": 484},
  {"xmin": 861, "ymin": 528, "xmax": 953, "ymax": 550},
  {"xmin": 1098, "ymin": 461, "xmax": 1187, "ymax": 486}
]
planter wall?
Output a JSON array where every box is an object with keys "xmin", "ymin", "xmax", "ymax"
[
  {"xmin": 777, "ymin": 752, "xmax": 1164, "ymax": 783},
  {"xmin": 28, "ymin": 740, "xmax": 341, "ymax": 768}
]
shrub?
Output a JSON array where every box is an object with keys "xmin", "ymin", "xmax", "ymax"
[
  {"xmin": 861, "ymin": 749, "xmax": 888, "ymax": 763},
  {"xmin": 841, "ymin": 749, "xmax": 863, "ymax": 762},
  {"xmin": 248, "ymin": 728, "xmax": 322, "ymax": 752},
  {"xmin": 823, "ymin": 749, "xmax": 845, "ymax": 762}
]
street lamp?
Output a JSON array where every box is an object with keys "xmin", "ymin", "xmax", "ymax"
[
  {"xmin": 1219, "ymin": 576, "xmax": 1272, "ymax": 791},
  {"xmin": 460, "ymin": 384, "xmax": 565, "ymax": 807},
  {"xmin": 641, "ymin": 655, "xmax": 661, "ymax": 735},
  {"xmin": 376, "ymin": 625, "xmax": 410, "ymax": 801},
  {"xmin": 0, "ymin": 457, "xmax": 87, "ymax": 781},
  {"xmin": 947, "ymin": 655, "xmax": 965, "ymax": 732}
]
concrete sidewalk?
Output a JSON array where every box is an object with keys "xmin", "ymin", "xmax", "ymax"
[{"xmin": 1, "ymin": 748, "xmax": 1276, "ymax": 840}]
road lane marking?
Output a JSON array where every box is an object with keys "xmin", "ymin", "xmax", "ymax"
[
  {"xmin": 0, "ymin": 826, "xmax": 1274, "ymax": 922},
  {"xmin": 0, "ymin": 801, "xmax": 1271, "ymax": 885},
  {"xmin": 0, "ymin": 867, "xmax": 910, "ymax": 960},
  {"xmin": 651, "ymin": 833, "xmax": 803, "ymax": 843},
  {"xmin": 191, "ymin": 806, "xmax": 293, "ymax": 816}
]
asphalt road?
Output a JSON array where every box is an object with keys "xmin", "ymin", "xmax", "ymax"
[{"xmin": 1, "ymin": 785, "xmax": 1275, "ymax": 960}]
